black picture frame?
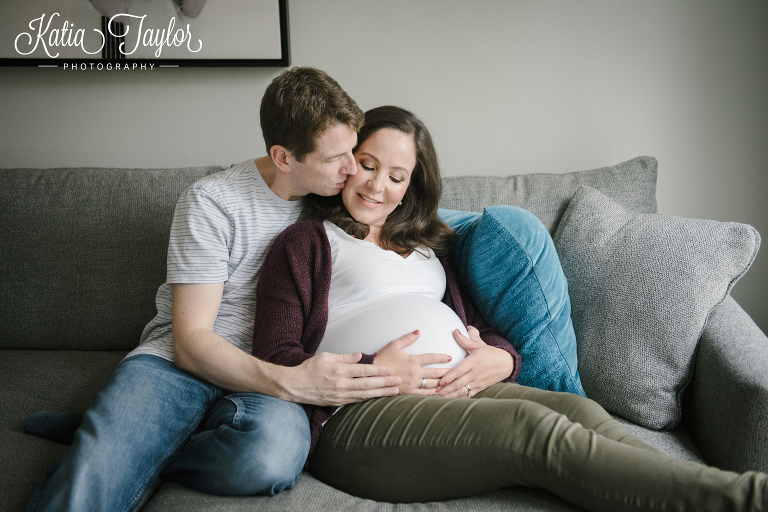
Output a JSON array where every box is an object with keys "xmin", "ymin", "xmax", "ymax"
[{"xmin": 1, "ymin": 0, "xmax": 290, "ymax": 68}]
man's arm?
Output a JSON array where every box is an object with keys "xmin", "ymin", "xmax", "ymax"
[{"xmin": 172, "ymin": 283, "xmax": 402, "ymax": 406}]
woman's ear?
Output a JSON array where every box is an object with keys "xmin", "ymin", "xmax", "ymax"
[{"xmin": 270, "ymin": 145, "xmax": 293, "ymax": 174}]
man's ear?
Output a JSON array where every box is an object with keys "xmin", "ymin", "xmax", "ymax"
[{"xmin": 270, "ymin": 145, "xmax": 293, "ymax": 174}]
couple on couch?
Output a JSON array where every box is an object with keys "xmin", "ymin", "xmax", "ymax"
[{"xmin": 27, "ymin": 67, "xmax": 767, "ymax": 512}]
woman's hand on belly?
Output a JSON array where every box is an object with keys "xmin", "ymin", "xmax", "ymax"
[
  {"xmin": 436, "ymin": 326, "xmax": 515, "ymax": 398},
  {"xmin": 372, "ymin": 330, "xmax": 453, "ymax": 395}
]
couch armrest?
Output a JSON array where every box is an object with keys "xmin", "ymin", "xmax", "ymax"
[{"xmin": 684, "ymin": 295, "xmax": 768, "ymax": 473}]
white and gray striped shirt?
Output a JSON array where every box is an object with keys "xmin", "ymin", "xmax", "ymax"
[{"xmin": 128, "ymin": 159, "xmax": 304, "ymax": 362}]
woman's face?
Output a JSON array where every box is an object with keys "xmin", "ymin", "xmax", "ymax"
[{"xmin": 342, "ymin": 128, "xmax": 416, "ymax": 236}]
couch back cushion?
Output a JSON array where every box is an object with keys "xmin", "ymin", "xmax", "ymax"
[
  {"xmin": 0, "ymin": 166, "xmax": 224, "ymax": 350},
  {"xmin": 0, "ymin": 156, "xmax": 657, "ymax": 351},
  {"xmin": 440, "ymin": 156, "xmax": 657, "ymax": 234}
]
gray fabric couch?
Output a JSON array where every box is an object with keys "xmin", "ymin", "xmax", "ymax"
[{"xmin": 2, "ymin": 156, "xmax": 767, "ymax": 511}]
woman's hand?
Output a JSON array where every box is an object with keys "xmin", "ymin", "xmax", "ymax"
[
  {"xmin": 436, "ymin": 326, "xmax": 514, "ymax": 398},
  {"xmin": 373, "ymin": 330, "xmax": 452, "ymax": 395}
]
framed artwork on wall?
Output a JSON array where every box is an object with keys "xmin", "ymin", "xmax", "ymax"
[{"xmin": 1, "ymin": 0, "xmax": 290, "ymax": 67}]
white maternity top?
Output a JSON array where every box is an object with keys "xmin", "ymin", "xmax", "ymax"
[{"xmin": 316, "ymin": 221, "xmax": 468, "ymax": 368}]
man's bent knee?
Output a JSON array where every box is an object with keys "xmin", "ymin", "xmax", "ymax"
[
  {"xmin": 233, "ymin": 397, "xmax": 310, "ymax": 494},
  {"xmin": 168, "ymin": 395, "xmax": 310, "ymax": 496}
]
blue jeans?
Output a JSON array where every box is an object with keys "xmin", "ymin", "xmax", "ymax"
[{"xmin": 27, "ymin": 354, "xmax": 310, "ymax": 512}]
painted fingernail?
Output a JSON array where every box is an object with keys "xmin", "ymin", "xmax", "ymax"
[{"xmin": 412, "ymin": 329, "xmax": 419, "ymax": 335}]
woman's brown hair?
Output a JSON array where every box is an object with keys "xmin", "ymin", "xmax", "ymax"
[{"xmin": 306, "ymin": 106, "xmax": 457, "ymax": 256}]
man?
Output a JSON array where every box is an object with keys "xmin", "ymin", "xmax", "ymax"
[{"xmin": 28, "ymin": 67, "xmax": 451, "ymax": 512}]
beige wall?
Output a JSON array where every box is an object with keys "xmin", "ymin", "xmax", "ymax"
[{"xmin": 1, "ymin": 0, "xmax": 766, "ymax": 332}]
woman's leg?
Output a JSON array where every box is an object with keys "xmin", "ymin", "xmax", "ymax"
[
  {"xmin": 309, "ymin": 392, "xmax": 767, "ymax": 511},
  {"xmin": 478, "ymin": 383, "xmax": 659, "ymax": 453}
]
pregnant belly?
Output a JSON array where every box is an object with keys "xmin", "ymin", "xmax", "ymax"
[{"xmin": 317, "ymin": 294, "xmax": 468, "ymax": 368}]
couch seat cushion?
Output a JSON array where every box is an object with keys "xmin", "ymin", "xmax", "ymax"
[
  {"xmin": 1, "ymin": 349, "xmax": 707, "ymax": 512},
  {"xmin": 0, "ymin": 350, "xmax": 127, "ymax": 432},
  {"xmin": 0, "ymin": 349, "xmax": 128, "ymax": 510},
  {"xmin": 0, "ymin": 349, "xmax": 580, "ymax": 511}
]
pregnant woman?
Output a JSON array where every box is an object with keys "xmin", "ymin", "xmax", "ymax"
[{"xmin": 252, "ymin": 105, "xmax": 767, "ymax": 511}]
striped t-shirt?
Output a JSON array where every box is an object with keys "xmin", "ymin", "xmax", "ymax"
[{"xmin": 128, "ymin": 159, "xmax": 304, "ymax": 362}]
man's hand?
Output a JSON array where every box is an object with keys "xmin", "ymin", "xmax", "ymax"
[
  {"xmin": 171, "ymin": 285, "xmax": 443, "ymax": 406},
  {"xmin": 283, "ymin": 352, "xmax": 403, "ymax": 407},
  {"xmin": 373, "ymin": 330, "xmax": 452, "ymax": 395},
  {"xmin": 436, "ymin": 326, "xmax": 514, "ymax": 398}
]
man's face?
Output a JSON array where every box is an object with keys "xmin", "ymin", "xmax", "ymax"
[{"xmin": 289, "ymin": 123, "xmax": 358, "ymax": 197}]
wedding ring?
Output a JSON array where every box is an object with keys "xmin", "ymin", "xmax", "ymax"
[
  {"xmin": 465, "ymin": 384, "xmax": 472, "ymax": 398},
  {"xmin": 420, "ymin": 378, "xmax": 427, "ymax": 389}
]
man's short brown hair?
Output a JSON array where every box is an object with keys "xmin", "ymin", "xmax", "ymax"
[{"xmin": 260, "ymin": 67, "xmax": 364, "ymax": 162}]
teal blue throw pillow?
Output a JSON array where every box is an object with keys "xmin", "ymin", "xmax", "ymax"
[{"xmin": 440, "ymin": 206, "xmax": 585, "ymax": 395}]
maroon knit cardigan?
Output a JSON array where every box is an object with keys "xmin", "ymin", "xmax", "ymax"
[{"xmin": 252, "ymin": 218, "xmax": 521, "ymax": 452}]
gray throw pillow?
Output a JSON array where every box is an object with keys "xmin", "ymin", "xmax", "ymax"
[{"xmin": 553, "ymin": 186, "xmax": 761, "ymax": 429}]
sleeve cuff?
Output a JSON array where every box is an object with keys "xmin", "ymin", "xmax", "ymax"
[{"xmin": 358, "ymin": 353, "xmax": 377, "ymax": 365}]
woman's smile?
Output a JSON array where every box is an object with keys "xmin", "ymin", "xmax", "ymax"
[
  {"xmin": 357, "ymin": 193, "xmax": 381, "ymax": 207},
  {"xmin": 342, "ymin": 127, "xmax": 416, "ymax": 234}
]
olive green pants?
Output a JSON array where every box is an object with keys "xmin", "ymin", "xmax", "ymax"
[{"xmin": 309, "ymin": 383, "xmax": 767, "ymax": 511}]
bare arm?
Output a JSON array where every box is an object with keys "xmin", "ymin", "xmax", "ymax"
[{"xmin": 172, "ymin": 283, "xmax": 402, "ymax": 405}]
